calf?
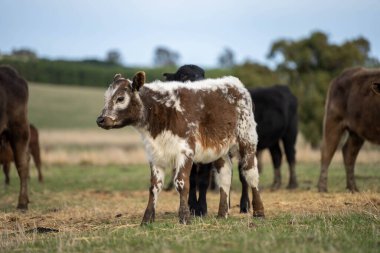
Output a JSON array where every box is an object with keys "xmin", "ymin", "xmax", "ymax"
[
  {"xmin": 318, "ymin": 67, "xmax": 380, "ymax": 192},
  {"xmin": 1, "ymin": 124, "xmax": 42, "ymax": 185},
  {"xmin": 97, "ymin": 72, "xmax": 265, "ymax": 224},
  {"xmin": 0, "ymin": 65, "xmax": 30, "ymax": 209}
]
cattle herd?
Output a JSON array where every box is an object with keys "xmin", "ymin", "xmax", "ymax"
[{"xmin": 0, "ymin": 64, "xmax": 379, "ymax": 225}]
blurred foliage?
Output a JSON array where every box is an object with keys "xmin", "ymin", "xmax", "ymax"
[
  {"xmin": 218, "ymin": 47, "xmax": 236, "ymax": 68},
  {"xmin": 153, "ymin": 46, "xmax": 180, "ymax": 67},
  {"xmin": 1, "ymin": 31, "xmax": 379, "ymax": 146},
  {"xmin": 268, "ymin": 31, "xmax": 379, "ymax": 147}
]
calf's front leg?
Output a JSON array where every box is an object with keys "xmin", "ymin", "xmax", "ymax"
[
  {"xmin": 174, "ymin": 158, "xmax": 193, "ymax": 224},
  {"xmin": 141, "ymin": 164, "xmax": 164, "ymax": 225}
]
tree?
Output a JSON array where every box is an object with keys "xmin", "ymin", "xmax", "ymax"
[
  {"xmin": 153, "ymin": 47, "xmax": 180, "ymax": 67},
  {"xmin": 11, "ymin": 48, "xmax": 37, "ymax": 60},
  {"xmin": 268, "ymin": 31, "xmax": 375, "ymax": 147},
  {"xmin": 218, "ymin": 48, "xmax": 235, "ymax": 68},
  {"xmin": 106, "ymin": 50, "xmax": 122, "ymax": 65}
]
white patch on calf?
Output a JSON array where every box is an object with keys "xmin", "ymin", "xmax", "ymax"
[
  {"xmin": 214, "ymin": 156, "xmax": 232, "ymax": 209},
  {"xmin": 242, "ymin": 156, "xmax": 259, "ymax": 189},
  {"xmin": 138, "ymin": 129, "xmax": 193, "ymax": 169},
  {"xmin": 236, "ymin": 92, "xmax": 258, "ymax": 148},
  {"xmin": 174, "ymin": 178, "xmax": 185, "ymax": 192},
  {"xmin": 145, "ymin": 76, "xmax": 245, "ymax": 94}
]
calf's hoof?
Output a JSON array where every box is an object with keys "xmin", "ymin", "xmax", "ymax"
[
  {"xmin": 217, "ymin": 213, "xmax": 228, "ymax": 219},
  {"xmin": 179, "ymin": 207, "xmax": 191, "ymax": 225},
  {"xmin": 141, "ymin": 209, "xmax": 155, "ymax": 225}
]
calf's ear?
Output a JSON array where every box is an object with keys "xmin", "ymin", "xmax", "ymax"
[
  {"xmin": 113, "ymin": 73, "xmax": 122, "ymax": 82},
  {"xmin": 372, "ymin": 83, "xmax": 380, "ymax": 95},
  {"xmin": 132, "ymin": 71, "xmax": 146, "ymax": 91}
]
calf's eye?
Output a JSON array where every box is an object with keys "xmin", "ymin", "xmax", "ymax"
[{"xmin": 116, "ymin": 97, "xmax": 125, "ymax": 103}]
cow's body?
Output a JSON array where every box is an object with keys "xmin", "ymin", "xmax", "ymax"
[
  {"xmin": 97, "ymin": 72, "xmax": 265, "ymax": 224},
  {"xmin": 0, "ymin": 65, "xmax": 30, "ymax": 209},
  {"xmin": 1, "ymin": 124, "xmax": 42, "ymax": 185},
  {"xmin": 318, "ymin": 67, "xmax": 380, "ymax": 192}
]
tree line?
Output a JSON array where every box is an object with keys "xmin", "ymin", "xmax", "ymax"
[{"xmin": 0, "ymin": 31, "xmax": 378, "ymax": 147}]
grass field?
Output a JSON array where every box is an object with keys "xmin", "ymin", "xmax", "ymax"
[
  {"xmin": 0, "ymin": 83, "xmax": 378, "ymax": 252},
  {"xmin": 0, "ymin": 162, "xmax": 379, "ymax": 253}
]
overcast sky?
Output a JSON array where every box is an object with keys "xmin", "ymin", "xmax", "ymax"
[{"xmin": 1, "ymin": 0, "xmax": 379, "ymax": 68}]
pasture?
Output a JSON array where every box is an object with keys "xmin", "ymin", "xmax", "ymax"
[{"xmin": 0, "ymin": 83, "xmax": 379, "ymax": 252}]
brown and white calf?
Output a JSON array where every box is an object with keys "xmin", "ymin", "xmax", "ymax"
[{"xmin": 97, "ymin": 72, "xmax": 265, "ymax": 225}]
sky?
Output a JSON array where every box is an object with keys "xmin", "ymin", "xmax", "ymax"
[{"xmin": 1, "ymin": 0, "xmax": 379, "ymax": 68}]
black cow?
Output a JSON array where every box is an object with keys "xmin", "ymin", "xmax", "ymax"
[{"xmin": 163, "ymin": 64, "xmax": 205, "ymax": 82}]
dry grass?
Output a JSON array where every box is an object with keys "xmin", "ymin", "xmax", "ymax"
[
  {"xmin": 1, "ymin": 189, "xmax": 379, "ymax": 239},
  {"xmin": 38, "ymin": 129, "xmax": 380, "ymax": 166}
]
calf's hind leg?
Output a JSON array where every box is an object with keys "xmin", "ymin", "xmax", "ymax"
[
  {"xmin": 214, "ymin": 156, "xmax": 232, "ymax": 218},
  {"xmin": 240, "ymin": 148, "xmax": 265, "ymax": 217},
  {"xmin": 174, "ymin": 158, "xmax": 193, "ymax": 224}
]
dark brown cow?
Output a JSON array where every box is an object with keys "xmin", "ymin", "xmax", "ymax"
[
  {"xmin": 318, "ymin": 67, "xmax": 380, "ymax": 192},
  {"xmin": 97, "ymin": 72, "xmax": 265, "ymax": 225},
  {"xmin": 1, "ymin": 124, "xmax": 42, "ymax": 185},
  {"xmin": 0, "ymin": 65, "xmax": 30, "ymax": 209}
]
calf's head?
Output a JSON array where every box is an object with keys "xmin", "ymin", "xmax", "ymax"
[{"xmin": 97, "ymin": 72, "xmax": 145, "ymax": 129}]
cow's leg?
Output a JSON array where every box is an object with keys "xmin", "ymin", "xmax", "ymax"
[
  {"xmin": 269, "ymin": 143, "xmax": 282, "ymax": 191},
  {"xmin": 318, "ymin": 118, "xmax": 344, "ymax": 192},
  {"xmin": 141, "ymin": 164, "xmax": 164, "ymax": 225},
  {"xmin": 9, "ymin": 124, "xmax": 30, "ymax": 210},
  {"xmin": 214, "ymin": 155, "xmax": 232, "ymax": 218},
  {"xmin": 188, "ymin": 163, "xmax": 198, "ymax": 215},
  {"xmin": 30, "ymin": 139, "xmax": 43, "ymax": 183},
  {"xmin": 174, "ymin": 158, "xmax": 193, "ymax": 224},
  {"xmin": 282, "ymin": 123, "xmax": 298, "ymax": 189},
  {"xmin": 3, "ymin": 163, "xmax": 10, "ymax": 185},
  {"xmin": 196, "ymin": 163, "xmax": 212, "ymax": 216},
  {"xmin": 238, "ymin": 161, "xmax": 250, "ymax": 213},
  {"xmin": 342, "ymin": 132, "xmax": 364, "ymax": 192},
  {"xmin": 240, "ymin": 147, "xmax": 265, "ymax": 218}
]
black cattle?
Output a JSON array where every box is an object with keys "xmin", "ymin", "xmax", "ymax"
[
  {"xmin": 239, "ymin": 85, "xmax": 298, "ymax": 212},
  {"xmin": 163, "ymin": 64, "xmax": 205, "ymax": 82}
]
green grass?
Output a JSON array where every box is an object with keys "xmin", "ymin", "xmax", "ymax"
[
  {"xmin": 29, "ymin": 83, "xmax": 105, "ymax": 129},
  {"xmin": 1, "ymin": 163, "xmax": 379, "ymax": 252},
  {"xmin": 7, "ymin": 214, "xmax": 378, "ymax": 253}
]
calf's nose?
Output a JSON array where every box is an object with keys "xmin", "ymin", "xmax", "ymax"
[{"xmin": 96, "ymin": 116, "xmax": 105, "ymax": 126}]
